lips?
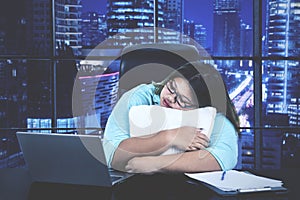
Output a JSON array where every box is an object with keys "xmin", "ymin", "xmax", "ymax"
[{"xmin": 162, "ymin": 99, "xmax": 171, "ymax": 108}]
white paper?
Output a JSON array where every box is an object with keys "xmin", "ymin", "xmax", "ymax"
[{"xmin": 185, "ymin": 170, "xmax": 283, "ymax": 192}]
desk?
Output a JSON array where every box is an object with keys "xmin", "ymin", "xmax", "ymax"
[{"xmin": 0, "ymin": 168, "xmax": 298, "ymax": 200}]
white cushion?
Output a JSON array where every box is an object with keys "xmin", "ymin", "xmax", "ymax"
[{"xmin": 129, "ymin": 105, "xmax": 216, "ymax": 155}]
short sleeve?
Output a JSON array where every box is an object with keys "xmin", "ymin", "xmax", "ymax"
[
  {"xmin": 205, "ymin": 114, "xmax": 238, "ymax": 171},
  {"xmin": 103, "ymin": 84, "xmax": 158, "ymax": 167}
]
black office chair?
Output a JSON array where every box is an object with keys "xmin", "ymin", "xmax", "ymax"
[{"xmin": 118, "ymin": 43, "xmax": 201, "ymax": 96}]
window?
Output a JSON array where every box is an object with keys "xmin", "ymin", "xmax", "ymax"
[{"xmin": 0, "ymin": 0, "xmax": 299, "ymax": 169}]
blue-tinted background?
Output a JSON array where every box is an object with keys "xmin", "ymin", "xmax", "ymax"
[{"xmin": 0, "ymin": 0, "xmax": 299, "ymax": 170}]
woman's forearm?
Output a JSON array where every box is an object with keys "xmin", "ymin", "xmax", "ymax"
[
  {"xmin": 111, "ymin": 130, "xmax": 172, "ymax": 171},
  {"xmin": 126, "ymin": 150, "xmax": 221, "ymax": 174},
  {"xmin": 158, "ymin": 150, "xmax": 221, "ymax": 173}
]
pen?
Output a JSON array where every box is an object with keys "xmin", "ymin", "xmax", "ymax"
[{"xmin": 221, "ymin": 171, "xmax": 226, "ymax": 181}]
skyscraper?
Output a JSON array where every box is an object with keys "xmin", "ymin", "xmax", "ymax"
[
  {"xmin": 82, "ymin": 12, "xmax": 107, "ymax": 47},
  {"xmin": 28, "ymin": 0, "xmax": 52, "ymax": 56},
  {"xmin": 194, "ymin": 24, "xmax": 207, "ymax": 50},
  {"xmin": 163, "ymin": 0, "xmax": 184, "ymax": 43},
  {"xmin": 28, "ymin": 0, "xmax": 82, "ymax": 56},
  {"xmin": 213, "ymin": 0, "xmax": 241, "ymax": 56},
  {"xmin": 164, "ymin": 0, "xmax": 184, "ymax": 33},
  {"xmin": 265, "ymin": 0, "xmax": 300, "ymax": 125},
  {"xmin": 183, "ymin": 19, "xmax": 195, "ymax": 40},
  {"xmin": 240, "ymin": 23, "xmax": 252, "ymax": 57},
  {"xmin": 265, "ymin": 0, "xmax": 300, "ymax": 57},
  {"xmin": 106, "ymin": 0, "xmax": 165, "ymax": 45},
  {"xmin": 55, "ymin": 0, "xmax": 82, "ymax": 56}
]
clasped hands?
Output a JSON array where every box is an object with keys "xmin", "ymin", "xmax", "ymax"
[{"xmin": 125, "ymin": 126, "xmax": 210, "ymax": 174}]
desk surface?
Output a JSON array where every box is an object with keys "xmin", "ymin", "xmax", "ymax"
[{"xmin": 0, "ymin": 168, "xmax": 299, "ymax": 200}]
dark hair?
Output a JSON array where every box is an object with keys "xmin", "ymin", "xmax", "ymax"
[{"xmin": 153, "ymin": 61, "xmax": 240, "ymax": 132}]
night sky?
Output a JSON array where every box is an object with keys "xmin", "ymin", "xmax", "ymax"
[{"xmin": 82, "ymin": 0, "xmax": 255, "ymax": 48}]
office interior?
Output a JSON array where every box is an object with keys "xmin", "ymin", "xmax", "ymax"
[{"xmin": 0, "ymin": 1, "xmax": 299, "ymax": 198}]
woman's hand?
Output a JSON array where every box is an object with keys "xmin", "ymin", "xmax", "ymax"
[
  {"xmin": 186, "ymin": 130, "xmax": 210, "ymax": 151},
  {"xmin": 125, "ymin": 156, "xmax": 161, "ymax": 174},
  {"xmin": 167, "ymin": 127, "xmax": 210, "ymax": 151}
]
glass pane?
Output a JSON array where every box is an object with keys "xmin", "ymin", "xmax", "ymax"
[
  {"xmin": 0, "ymin": 59, "xmax": 51, "ymax": 168},
  {"xmin": 73, "ymin": 57, "xmax": 120, "ymax": 134},
  {"xmin": 0, "ymin": 1, "xmax": 52, "ymax": 56},
  {"xmin": 262, "ymin": 0, "xmax": 300, "ymax": 57},
  {"xmin": 261, "ymin": 129, "xmax": 288, "ymax": 169},
  {"xmin": 26, "ymin": 60, "xmax": 52, "ymax": 131},
  {"xmin": 0, "ymin": 129, "xmax": 25, "ymax": 168},
  {"xmin": 0, "ymin": 59, "xmax": 52, "ymax": 129},
  {"xmin": 185, "ymin": 0, "xmax": 253, "ymax": 57},
  {"xmin": 56, "ymin": 59, "xmax": 78, "ymax": 133},
  {"xmin": 281, "ymin": 132, "xmax": 300, "ymax": 168},
  {"xmin": 213, "ymin": 60, "xmax": 254, "ymax": 132},
  {"xmin": 262, "ymin": 60, "xmax": 300, "ymax": 127},
  {"xmin": 238, "ymin": 128, "xmax": 300, "ymax": 170},
  {"xmin": 210, "ymin": 59, "xmax": 255, "ymax": 170},
  {"xmin": 237, "ymin": 131, "xmax": 255, "ymax": 170}
]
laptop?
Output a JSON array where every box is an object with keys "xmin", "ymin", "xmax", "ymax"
[{"xmin": 16, "ymin": 131, "xmax": 134, "ymax": 187}]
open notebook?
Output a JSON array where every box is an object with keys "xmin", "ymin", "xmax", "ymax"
[
  {"xmin": 129, "ymin": 105, "xmax": 217, "ymax": 155},
  {"xmin": 185, "ymin": 170, "xmax": 287, "ymax": 196}
]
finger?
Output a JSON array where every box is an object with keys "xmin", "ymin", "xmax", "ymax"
[
  {"xmin": 195, "ymin": 132, "xmax": 210, "ymax": 142},
  {"xmin": 192, "ymin": 140, "xmax": 209, "ymax": 149},
  {"xmin": 192, "ymin": 142, "xmax": 204, "ymax": 149},
  {"xmin": 197, "ymin": 138, "xmax": 209, "ymax": 147},
  {"xmin": 193, "ymin": 136, "xmax": 209, "ymax": 145},
  {"xmin": 189, "ymin": 141, "xmax": 207, "ymax": 150},
  {"xmin": 191, "ymin": 144, "xmax": 205, "ymax": 150},
  {"xmin": 187, "ymin": 146, "xmax": 198, "ymax": 151}
]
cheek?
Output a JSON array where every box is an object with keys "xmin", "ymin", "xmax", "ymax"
[{"xmin": 160, "ymin": 87, "xmax": 167, "ymax": 98}]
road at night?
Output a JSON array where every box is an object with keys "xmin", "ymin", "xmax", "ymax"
[{"xmin": 229, "ymin": 75, "xmax": 253, "ymax": 113}]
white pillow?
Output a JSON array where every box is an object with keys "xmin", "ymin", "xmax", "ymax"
[{"xmin": 129, "ymin": 105, "xmax": 217, "ymax": 155}]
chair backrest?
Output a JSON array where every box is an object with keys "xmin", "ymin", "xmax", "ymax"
[{"xmin": 118, "ymin": 43, "xmax": 200, "ymax": 96}]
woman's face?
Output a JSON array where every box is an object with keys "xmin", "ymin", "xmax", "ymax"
[{"xmin": 160, "ymin": 77, "xmax": 198, "ymax": 110}]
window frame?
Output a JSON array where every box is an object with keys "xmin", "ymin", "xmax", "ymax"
[{"xmin": 1, "ymin": 0, "xmax": 300, "ymax": 170}]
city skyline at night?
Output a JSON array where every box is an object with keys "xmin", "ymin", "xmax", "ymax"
[
  {"xmin": 82, "ymin": 0, "xmax": 255, "ymax": 49},
  {"xmin": 0, "ymin": 0, "xmax": 299, "ymax": 170}
]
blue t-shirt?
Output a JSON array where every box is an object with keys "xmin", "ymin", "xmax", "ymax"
[{"xmin": 103, "ymin": 83, "xmax": 238, "ymax": 170}]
